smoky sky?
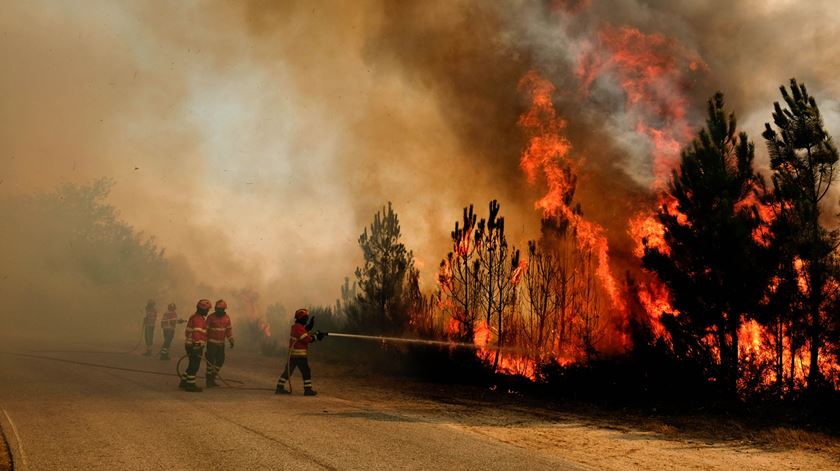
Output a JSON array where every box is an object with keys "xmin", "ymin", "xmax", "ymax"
[{"xmin": 3, "ymin": 0, "xmax": 840, "ymax": 313}]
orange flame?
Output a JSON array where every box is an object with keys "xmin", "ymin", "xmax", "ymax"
[
  {"xmin": 518, "ymin": 70, "xmax": 625, "ymax": 317},
  {"xmin": 579, "ymin": 25, "xmax": 702, "ymax": 333},
  {"xmin": 474, "ymin": 321, "xmax": 536, "ymax": 380},
  {"xmin": 577, "ymin": 25, "xmax": 700, "ymax": 187},
  {"xmin": 510, "ymin": 259, "xmax": 528, "ymax": 286}
]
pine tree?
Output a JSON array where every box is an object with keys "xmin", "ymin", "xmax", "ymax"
[
  {"xmin": 354, "ymin": 203, "xmax": 415, "ymax": 334},
  {"xmin": 643, "ymin": 93, "xmax": 769, "ymax": 396},
  {"xmin": 475, "ymin": 200, "xmax": 521, "ymax": 370},
  {"xmin": 439, "ymin": 205, "xmax": 483, "ymax": 341},
  {"xmin": 763, "ymin": 79, "xmax": 840, "ymax": 393}
]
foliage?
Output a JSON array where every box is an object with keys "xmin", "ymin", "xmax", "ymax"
[
  {"xmin": 351, "ymin": 203, "xmax": 417, "ymax": 334},
  {"xmin": 763, "ymin": 79, "xmax": 840, "ymax": 393},
  {"xmin": 643, "ymin": 93, "xmax": 770, "ymax": 396},
  {"xmin": 0, "ymin": 179, "xmax": 175, "ymax": 334}
]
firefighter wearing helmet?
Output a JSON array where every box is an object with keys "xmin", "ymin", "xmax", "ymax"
[
  {"xmin": 142, "ymin": 299, "xmax": 157, "ymax": 356},
  {"xmin": 159, "ymin": 302, "xmax": 185, "ymax": 360},
  {"xmin": 180, "ymin": 299, "xmax": 211, "ymax": 392},
  {"xmin": 204, "ymin": 299, "xmax": 234, "ymax": 388},
  {"xmin": 276, "ymin": 308, "xmax": 327, "ymax": 396}
]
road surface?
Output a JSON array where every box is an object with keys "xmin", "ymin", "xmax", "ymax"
[{"xmin": 0, "ymin": 348, "xmax": 584, "ymax": 470}]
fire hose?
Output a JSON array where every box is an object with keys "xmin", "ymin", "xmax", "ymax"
[{"xmin": 175, "ymin": 351, "xmax": 275, "ymax": 391}]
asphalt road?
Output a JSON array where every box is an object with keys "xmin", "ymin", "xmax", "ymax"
[{"xmin": 0, "ymin": 348, "xmax": 584, "ymax": 470}]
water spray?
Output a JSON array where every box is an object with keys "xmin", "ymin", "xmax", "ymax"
[{"xmin": 327, "ymin": 332, "xmax": 528, "ymax": 354}]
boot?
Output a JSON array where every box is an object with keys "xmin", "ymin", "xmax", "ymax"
[
  {"xmin": 142, "ymin": 349, "xmax": 152, "ymax": 356},
  {"xmin": 275, "ymin": 385, "xmax": 291, "ymax": 395},
  {"xmin": 159, "ymin": 352, "xmax": 169, "ymax": 361},
  {"xmin": 304, "ymin": 388, "xmax": 317, "ymax": 396},
  {"xmin": 185, "ymin": 383, "xmax": 203, "ymax": 392},
  {"xmin": 179, "ymin": 378, "xmax": 187, "ymax": 389},
  {"xmin": 206, "ymin": 375, "xmax": 218, "ymax": 388}
]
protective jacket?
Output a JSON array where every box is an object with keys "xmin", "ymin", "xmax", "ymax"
[
  {"xmin": 289, "ymin": 323, "xmax": 315, "ymax": 357},
  {"xmin": 161, "ymin": 310, "xmax": 178, "ymax": 331},
  {"xmin": 207, "ymin": 313, "xmax": 233, "ymax": 345},
  {"xmin": 185, "ymin": 313, "xmax": 207, "ymax": 347},
  {"xmin": 144, "ymin": 307, "xmax": 158, "ymax": 327}
]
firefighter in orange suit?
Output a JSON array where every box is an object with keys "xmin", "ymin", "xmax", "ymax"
[
  {"xmin": 276, "ymin": 308, "xmax": 326, "ymax": 396},
  {"xmin": 142, "ymin": 299, "xmax": 157, "ymax": 356},
  {"xmin": 180, "ymin": 299, "xmax": 210, "ymax": 392},
  {"xmin": 159, "ymin": 302, "xmax": 185, "ymax": 360},
  {"xmin": 205, "ymin": 299, "xmax": 234, "ymax": 388}
]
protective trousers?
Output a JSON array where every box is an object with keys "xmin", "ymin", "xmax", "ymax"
[
  {"xmin": 184, "ymin": 345, "xmax": 203, "ymax": 385},
  {"xmin": 276, "ymin": 357, "xmax": 313, "ymax": 391},
  {"xmin": 205, "ymin": 343, "xmax": 225, "ymax": 378},
  {"xmin": 144, "ymin": 325, "xmax": 155, "ymax": 348},
  {"xmin": 160, "ymin": 329, "xmax": 174, "ymax": 356}
]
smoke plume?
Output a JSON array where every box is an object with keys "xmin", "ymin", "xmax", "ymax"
[{"xmin": 3, "ymin": 0, "xmax": 840, "ymax": 338}]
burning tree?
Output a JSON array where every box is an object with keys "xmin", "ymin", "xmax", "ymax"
[
  {"xmin": 519, "ymin": 150, "xmax": 609, "ymax": 367},
  {"xmin": 642, "ymin": 93, "xmax": 770, "ymax": 396},
  {"xmin": 439, "ymin": 204, "xmax": 484, "ymax": 342},
  {"xmin": 475, "ymin": 200, "xmax": 522, "ymax": 370},
  {"xmin": 523, "ymin": 236, "xmax": 564, "ymax": 365},
  {"xmin": 763, "ymin": 79, "xmax": 840, "ymax": 394}
]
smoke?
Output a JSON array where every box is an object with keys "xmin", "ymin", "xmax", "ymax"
[
  {"xmin": 363, "ymin": 0, "xmax": 840, "ymax": 263},
  {"xmin": 3, "ymin": 0, "xmax": 840, "ymax": 340}
]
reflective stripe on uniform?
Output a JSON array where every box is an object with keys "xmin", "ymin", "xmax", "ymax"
[{"xmin": 290, "ymin": 349, "xmax": 307, "ymax": 356}]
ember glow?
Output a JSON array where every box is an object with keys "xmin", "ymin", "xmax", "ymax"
[{"xmin": 474, "ymin": 321, "xmax": 536, "ymax": 380}]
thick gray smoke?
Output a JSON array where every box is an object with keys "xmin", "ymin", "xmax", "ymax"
[{"xmin": 2, "ymin": 0, "xmax": 840, "ymax": 341}]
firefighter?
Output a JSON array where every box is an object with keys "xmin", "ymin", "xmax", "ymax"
[
  {"xmin": 275, "ymin": 308, "xmax": 326, "ymax": 396},
  {"xmin": 205, "ymin": 299, "xmax": 234, "ymax": 388},
  {"xmin": 142, "ymin": 299, "xmax": 157, "ymax": 356},
  {"xmin": 180, "ymin": 299, "xmax": 210, "ymax": 392},
  {"xmin": 159, "ymin": 302, "xmax": 185, "ymax": 360}
]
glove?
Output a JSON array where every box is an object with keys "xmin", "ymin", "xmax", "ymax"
[
  {"xmin": 229, "ymin": 338, "xmax": 235, "ymax": 349},
  {"xmin": 316, "ymin": 331, "xmax": 328, "ymax": 341},
  {"xmin": 305, "ymin": 316, "xmax": 315, "ymax": 332}
]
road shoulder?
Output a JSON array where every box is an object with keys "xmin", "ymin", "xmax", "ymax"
[{"xmin": 0, "ymin": 407, "xmax": 19, "ymax": 471}]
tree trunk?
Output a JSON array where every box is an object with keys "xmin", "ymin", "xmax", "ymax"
[
  {"xmin": 807, "ymin": 317, "xmax": 822, "ymax": 392},
  {"xmin": 775, "ymin": 317, "xmax": 784, "ymax": 398},
  {"xmin": 788, "ymin": 331, "xmax": 797, "ymax": 394},
  {"xmin": 729, "ymin": 317, "xmax": 739, "ymax": 396},
  {"xmin": 806, "ymin": 267, "xmax": 824, "ymax": 393},
  {"xmin": 717, "ymin": 326, "xmax": 731, "ymax": 396}
]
